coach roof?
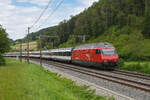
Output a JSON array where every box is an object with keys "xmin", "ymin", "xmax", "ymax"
[{"xmin": 50, "ymin": 47, "xmax": 73, "ymax": 52}]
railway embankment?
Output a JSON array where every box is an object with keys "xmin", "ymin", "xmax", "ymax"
[
  {"xmin": 0, "ymin": 59, "xmax": 107, "ymax": 100},
  {"xmin": 30, "ymin": 58, "xmax": 150, "ymax": 100}
]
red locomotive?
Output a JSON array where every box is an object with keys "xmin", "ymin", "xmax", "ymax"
[{"xmin": 72, "ymin": 43, "xmax": 119, "ymax": 69}]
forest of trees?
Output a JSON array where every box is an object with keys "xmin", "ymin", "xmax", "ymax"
[
  {"xmin": 18, "ymin": 0, "xmax": 150, "ymax": 61},
  {"xmin": 0, "ymin": 25, "xmax": 10, "ymax": 65}
]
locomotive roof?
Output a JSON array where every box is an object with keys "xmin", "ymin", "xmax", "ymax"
[{"xmin": 74, "ymin": 42, "xmax": 113, "ymax": 49}]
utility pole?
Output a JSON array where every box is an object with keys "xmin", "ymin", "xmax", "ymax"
[
  {"xmin": 36, "ymin": 35, "xmax": 59, "ymax": 66},
  {"xmin": 82, "ymin": 35, "xmax": 86, "ymax": 43},
  {"xmin": 20, "ymin": 41, "xmax": 22, "ymax": 62},
  {"xmin": 39, "ymin": 36, "xmax": 42, "ymax": 66},
  {"xmin": 27, "ymin": 27, "xmax": 30, "ymax": 64},
  {"xmin": 51, "ymin": 41, "xmax": 54, "ymax": 49}
]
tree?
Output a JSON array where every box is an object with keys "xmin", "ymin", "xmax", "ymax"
[
  {"xmin": 142, "ymin": 0, "xmax": 150, "ymax": 37},
  {"xmin": 0, "ymin": 25, "xmax": 10, "ymax": 53},
  {"xmin": 0, "ymin": 25, "xmax": 10, "ymax": 65}
]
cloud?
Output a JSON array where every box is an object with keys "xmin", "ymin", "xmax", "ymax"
[
  {"xmin": 0, "ymin": 0, "xmax": 43, "ymax": 39},
  {"xmin": 0, "ymin": 0, "xmax": 98, "ymax": 40},
  {"xmin": 16, "ymin": 0, "xmax": 50, "ymax": 6},
  {"xmin": 78, "ymin": 0, "xmax": 99, "ymax": 7}
]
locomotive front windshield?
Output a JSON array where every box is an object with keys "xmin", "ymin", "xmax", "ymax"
[{"xmin": 101, "ymin": 49, "xmax": 117, "ymax": 55}]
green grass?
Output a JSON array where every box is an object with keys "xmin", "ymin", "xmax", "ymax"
[
  {"xmin": 0, "ymin": 59, "xmax": 106, "ymax": 100},
  {"xmin": 119, "ymin": 61, "xmax": 150, "ymax": 74}
]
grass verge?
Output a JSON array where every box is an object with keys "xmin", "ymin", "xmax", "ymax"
[
  {"xmin": 119, "ymin": 61, "xmax": 150, "ymax": 74},
  {"xmin": 0, "ymin": 59, "xmax": 106, "ymax": 100}
]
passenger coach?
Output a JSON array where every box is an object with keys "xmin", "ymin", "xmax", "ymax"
[{"xmin": 48, "ymin": 48, "xmax": 73, "ymax": 62}]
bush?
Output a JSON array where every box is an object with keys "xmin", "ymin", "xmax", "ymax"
[
  {"xmin": 119, "ymin": 62, "xmax": 150, "ymax": 74},
  {"xmin": 125, "ymin": 63, "xmax": 142, "ymax": 71},
  {"xmin": 0, "ymin": 53, "xmax": 5, "ymax": 66},
  {"xmin": 118, "ymin": 58, "xmax": 125, "ymax": 68}
]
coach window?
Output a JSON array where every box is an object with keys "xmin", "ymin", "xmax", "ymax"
[
  {"xmin": 68, "ymin": 52, "xmax": 70, "ymax": 56},
  {"xmin": 66, "ymin": 52, "xmax": 69, "ymax": 56},
  {"xmin": 67, "ymin": 52, "xmax": 69, "ymax": 56},
  {"xmin": 64, "ymin": 52, "xmax": 66, "ymax": 56},
  {"xmin": 96, "ymin": 49, "xmax": 101, "ymax": 54},
  {"xmin": 65, "ymin": 52, "xmax": 67, "ymax": 56},
  {"xmin": 61, "ymin": 52, "xmax": 63, "ymax": 56},
  {"xmin": 59, "ymin": 52, "xmax": 61, "ymax": 56},
  {"xmin": 66, "ymin": 52, "xmax": 68, "ymax": 56},
  {"xmin": 55, "ymin": 52, "xmax": 57, "ymax": 56},
  {"xmin": 63, "ymin": 52, "xmax": 66, "ymax": 56}
]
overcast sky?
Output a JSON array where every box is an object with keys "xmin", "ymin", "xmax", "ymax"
[{"xmin": 0, "ymin": 0, "xmax": 98, "ymax": 40}]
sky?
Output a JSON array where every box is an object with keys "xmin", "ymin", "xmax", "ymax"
[{"xmin": 0, "ymin": 0, "xmax": 98, "ymax": 40}]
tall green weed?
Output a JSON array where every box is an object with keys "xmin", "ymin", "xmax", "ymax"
[{"xmin": 0, "ymin": 53, "xmax": 5, "ymax": 66}]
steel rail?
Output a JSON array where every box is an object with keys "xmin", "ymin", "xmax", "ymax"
[{"xmin": 113, "ymin": 70, "xmax": 150, "ymax": 80}]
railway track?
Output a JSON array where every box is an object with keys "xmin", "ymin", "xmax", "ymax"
[
  {"xmin": 31, "ymin": 58, "xmax": 150, "ymax": 93},
  {"xmin": 113, "ymin": 70, "xmax": 150, "ymax": 80}
]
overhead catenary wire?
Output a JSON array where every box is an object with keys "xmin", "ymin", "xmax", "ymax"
[
  {"xmin": 37, "ymin": 0, "xmax": 64, "ymax": 29},
  {"xmin": 30, "ymin": 0, "xmax": 53, "ymax": 29}
]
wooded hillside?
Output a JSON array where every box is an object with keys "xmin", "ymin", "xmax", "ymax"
[{"xmin": 16, "ymin": 0, "xmax": 150, "ymax": 61}]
